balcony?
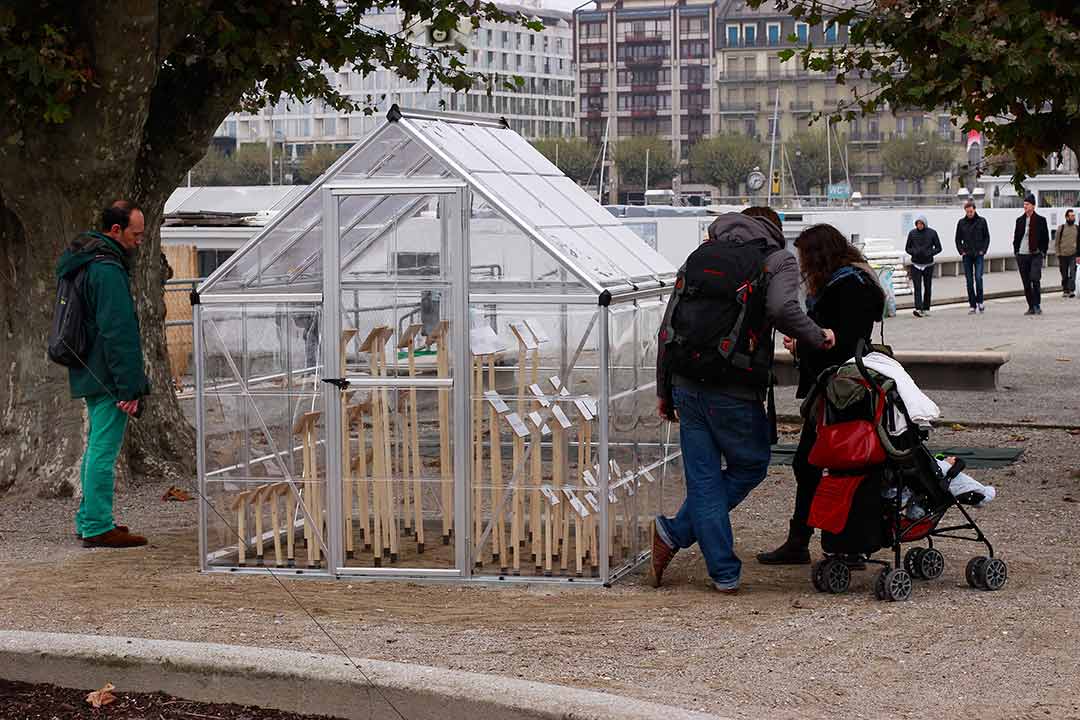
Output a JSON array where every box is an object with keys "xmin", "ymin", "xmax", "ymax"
[
  {"xmin": 716, "ymin": 70, "xmax": 770, "ymax": 82},
  {"xmin": 625, "ymin": 56, "xmax": 664, "ymax": 68},
  {"xmin": 585, "ymin": 85, "xmax": 605, "ymax": 95},
  {"xmin": 789, "ymin": 100, "xmax": 815, "ymax": 112},
  {"xmin": 631, "ymin": 108, "xmax": 659, "ymax": 118},
  {"xmin": 718, "ymin": 102, "xmax": 761, "ymax": 114},
  {"xmin": 631, "ymin": 83, "xmax": 658, "ymax": 93},
  {"xmin": 853, "ymin": 166, "xmax": 884, "ymax": 175},
  {"xmin": 686, "ymin": 106, "xmax": 707, "ymax": 116},
  {"xmin": 849, "ymin": 131, "xmax": 883, "ymax": 142},
  {"xmin": 685, "ymin": 82, "xmax": 704, "ymax": 91},
  {"xmin": 586, "ymin": 109, "xmax": 604, "ymax": 119},
  {"xmin": 623, "ymin": 32, "xmax": 667, "ymax": 44}
]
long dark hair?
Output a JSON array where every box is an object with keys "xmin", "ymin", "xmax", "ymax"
[{"xmin": 795, "ymin": 224, "xmax": 869, "ymax": 297}]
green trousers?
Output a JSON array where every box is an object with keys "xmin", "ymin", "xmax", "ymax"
[{"xmin": 75, "ymin": 394, "xmax": 129, "ymax": 538}]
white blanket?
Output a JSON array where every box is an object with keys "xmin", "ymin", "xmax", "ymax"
[
  {"xmin": 936, "ymin": 458, "xmax": 997, "ymax": 507},
  {"xmin": 851, "ymin": 352, "xmax": 941, "ymax": 425}
]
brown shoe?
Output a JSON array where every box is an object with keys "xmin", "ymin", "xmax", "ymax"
[
  {"xmin": 82, "ymin": 527, "xmax": 147, "ymax": 548},
  {"xmin": 76, "ymin": 525, "xmax": 128, "ymax": 541},
  {"xmin": 648, "ymin": 520, "xmax": 677, "ymax": 588}
]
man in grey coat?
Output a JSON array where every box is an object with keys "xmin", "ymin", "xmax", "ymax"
[{"xmin": 651, "ymin": 207, "xmax": 834, "ymax": 594}]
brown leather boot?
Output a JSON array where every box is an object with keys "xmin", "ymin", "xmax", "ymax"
[
  {"xmin": 82, "ymin": 527, "xmax": 147, "ymax": 548},
  {"xmin": 756, "ymin": 520, "xmax": 812, "ymax": 565},
  {"xmin": 648, "ymin": 520, "xmax": 677, "ymax": 588},
  {"xmin": 76, "ymin": 525, "xmax": 127, "ymax": 541}
]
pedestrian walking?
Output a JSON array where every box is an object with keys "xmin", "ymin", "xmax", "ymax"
[
  {"xmin": 1055, "ymin": 208, "xmax": 1078, "ymax": 298},
  {"xmin": 54, "ymin": 202, "xmax": 151, "ymax": 548},
  {"xmin": 652, "ymin": 207, "xmax": 836, "ymax": 594},
  {"xmin": 955, "ymin": 200, "xmax": 991, "ymax": 313},
  {"xmin": 1013, "ymin": 193, "xmax": 1050, "ymax": 315},
  {"xmin": 757, "ymin": 224, "xmax": 885, "ymax": 566},
  {"xmin": 905, "ymin": 215, "xmax": 942, "ymax": 317}
]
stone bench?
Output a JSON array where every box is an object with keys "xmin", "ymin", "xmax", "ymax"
[{"xmin": 774, "ymin": 350, "xmax": 1009, "ymax": 391}]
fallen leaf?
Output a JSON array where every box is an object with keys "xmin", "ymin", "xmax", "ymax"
[
  {"xmin": 161, "ymin": 485, "xmax": 193, "ymax": 502},
  {"xmin": 85, "ymin": 683, "xmax": 116, "ymax": 708},
  {"xmin": 1056, "ymin": 358, "xmax": 1071, "ymax": 362},
  {"xmin": 950, "ymin": 423, "xmax": 968, "ymax": 431},
  {"xmin": 1010, "ymin": 434, "xmax": 1028, "ymax": 442},
  {"xmin": 1067, "ymin": 429, "xmax": 1080, "ymax": 436},
  {"xmin": 1064, "ymin": 496, "xmax": 1077, "ymax": 504}
]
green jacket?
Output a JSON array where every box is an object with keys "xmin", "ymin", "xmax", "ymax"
[{"xmin": 55, "ymin": 232, "xmax": 150, "ymax": 401}]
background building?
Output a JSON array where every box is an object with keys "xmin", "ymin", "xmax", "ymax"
[
  {"xmin": 575, "ymin": 0, "xmax": 973, "ymax": 201},
  {"xmin": 215, "ymin": 1, "xmax": 575, "ymax": 167}
]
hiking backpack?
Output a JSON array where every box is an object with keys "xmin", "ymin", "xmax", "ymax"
[
  {"xmin": 661, "ymin": 238, "xmax": 773, "ymax": 387},
  {"xmin": 47, "ymin": 256, "xmax": 121, "ymax": 368}
]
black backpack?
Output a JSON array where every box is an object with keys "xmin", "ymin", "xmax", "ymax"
[
  {"xmin": 48, "ymin": 256, "xmax": 120, "ymax": 368},
  {"xmin": 662, "ymin": 237, "xmax": 773, "ymax": 387}
]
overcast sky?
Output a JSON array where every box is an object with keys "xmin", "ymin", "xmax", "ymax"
[{"xmin": 542, "ymin": 0, "xmax": 594, "ymax": 12}]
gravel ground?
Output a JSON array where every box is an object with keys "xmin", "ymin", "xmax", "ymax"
[{"xmin": 2, "ymin": 423, "xmax": 1078, "ymax": 720}]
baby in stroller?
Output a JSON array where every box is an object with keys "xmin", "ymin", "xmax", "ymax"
[{"xmin": 801, "ymin": 340, "xmax": 1007, "ymax": 602}]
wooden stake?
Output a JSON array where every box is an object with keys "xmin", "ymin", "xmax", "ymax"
[
  {"xmin": 253, "ymin": 484, "xmax": 268, "ymax": 566},
  {"xmin": 530, "ymin": 345, "xmax": 541, "ymax": 572},
  {"xmin": 340, "ymin": 330, "xmax": 359, "ymax": 559},
  {"xmin": 487, "ymin": 356, "xmax": 505, "ymax": 570},
  {"xmin": 508, "ymin": 326, "xmax": 531, "ymax": 576},
  {"xmin": 472, "ymin": 356, "xmax": 484, "ymax": 568},
  {"xmin": 229, "ymin": 491, "xmax": 250, "ymax": 565},
  {"xmin": 430, "ymin": 320, "xmax": 452, "ymax": 547}
]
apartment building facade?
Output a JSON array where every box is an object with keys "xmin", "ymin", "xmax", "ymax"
[
  {"xmin": 575, "ymin": 0, "xmax": 971, "ymax": 200},
  {"xmin": 216, "ymin": 2, "xmax": 575, "ymax": 161}
]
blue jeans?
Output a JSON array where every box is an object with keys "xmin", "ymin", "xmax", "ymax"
[
  {"xmin": 656, "ymin": 386, "xmax": 771, "ymax": 589},
  {"xmin": 963, "ymin": 254, "xmax": 985, "ymax": 307}
]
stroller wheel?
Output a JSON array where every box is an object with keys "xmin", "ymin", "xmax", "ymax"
[
  {"xmin": 811, "ymin": 560, "xmax": 829, "ymax": 593},
  {"xmin": 904, "ymin": 548, "xmax": 926, "ymax": 579},
  {"xmin": 979, "ymin": 557, "xmax": 1008, "ymax": 591},
  {"xmin": 874, "ymin": 569, "xmax": 889, "ymax": 601},
  {"xmin": 919, "ymin": 548, "xmax": 945, "ymax": 581},
  {"xmin": 882, "ymin": 568, "xmax": 913, "ymax": 602},
  {"xmin": 966, "ymin": 557, "xmax": 988, "ymax": 589},
  {"xmin": 823, "ymin": 557, "xmax": 851, "ymax": 594}
]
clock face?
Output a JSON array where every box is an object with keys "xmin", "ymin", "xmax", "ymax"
[
  {"xmin": 747, "ymin": 170, "xmax": 766, "ymax": 191},
  {"xmin": 431, "ymin": 28, "xmax": 449, "ymax": 43}
]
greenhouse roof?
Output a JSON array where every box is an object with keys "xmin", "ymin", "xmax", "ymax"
[{"xmin": 198, "ymin": 107, "xmax": 676, "ymax": 298}]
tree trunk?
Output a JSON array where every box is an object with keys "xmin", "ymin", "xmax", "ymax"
[{"xmin": 0, "ymin": 183, "xmax": 193, "ymax": 498}]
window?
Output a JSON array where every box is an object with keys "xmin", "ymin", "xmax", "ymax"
[
  {"xmin": 501, "ymin": 31, "xmax": 509, "ymax": 47},
  {"xmin": 486, "ymin": 29, "xmax": 493, "ymax": 45},
  {"xmin": 515, "ymin": 32, "xmax": 522, "ymax": 49},
  {"xmin": 743, "ymin": 24, "xmax": 757, "ymax": 46},
  {"xmin": 767, "ymin": 23, "xmax": 781, "ymax": 45},
  {"xmin": 768, "ymin": 116, "xmax": 779, "ymax": 139},
  {"xmin": 679, "ymin": 15, "xmax": 707, "ymax": 34},
  {"xmin": 744, "ymin": 119, "xmax": 757, "ymax": 137},
  {"xmin": 795, "ymin": 22, "xmax": 809, "ymax": 44},
  {"xmin": 581, "ymin": 22, "xmax": 606, "ymax": 39},
  {"xmin": 727, "ymin": 25, "xmax": 740, "ymax": 46},
  {"xmin": 684, "ymin": 65, "xmax": 707, "ymax": 85},
  {"xmin": 896, "ymin": 116, "xmax": 907, "ymax": 136},
  {"xmin": 680, "ymin": 40, "xmax": 708, "ymax": 58},
  {"xmin": 912, "ymin": 116, "xmax": 924, "ymax": 132},
  {"xmin": 938, "ymin": 116, "xmax": 953, "ymax": 139},
  {"xmin": 583, "ymin": 45, "xmax": 606, "ymax": 62},
  {"xmin": 824, "ymin": 22, "xmax": 838, "ymax": 43},
  {"xmin": 395, "ymin": 252, "xmax": 440, "ymax": 277},
  {"xmin": 197, "ymin": 250, "xmax": 234, "ymax": 279}
]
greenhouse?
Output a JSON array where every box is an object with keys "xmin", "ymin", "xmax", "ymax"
[{"xmin": 193, "ymin": 106, "xmax": 681, "ymax": 585}]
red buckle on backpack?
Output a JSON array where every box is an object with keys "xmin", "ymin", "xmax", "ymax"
[{"xmin": 720, "ymin": 339, "xmax": 731, "ymax": 353}]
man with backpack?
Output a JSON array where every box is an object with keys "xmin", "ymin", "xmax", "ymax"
[
  {"xmin": 650, "ymin": 207, "xmax": 835, "ymax": 593},
  {"xmin": 52, "ymin": 202, "xmax": 151, "ymax": 548}
]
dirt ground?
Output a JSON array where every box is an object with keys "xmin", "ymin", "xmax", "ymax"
[{"xmin": 1, "ymin": 424, "xmax": 1079, "ymax": 720}]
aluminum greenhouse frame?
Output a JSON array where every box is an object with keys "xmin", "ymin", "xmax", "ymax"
[{"xmin": 193, "ymin": 106, "xmax": 680, "ymax": 585}]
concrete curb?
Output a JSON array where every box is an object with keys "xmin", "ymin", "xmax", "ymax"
[{"xmin": 0, "ymin": 631, "xmax": 725, "ymax": 720}]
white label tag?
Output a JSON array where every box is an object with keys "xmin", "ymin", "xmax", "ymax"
[
  {"xmin": 574, "ymin": 398, "xmax": 594, "ymax": 422},
  {"xmin": 569, "ymin": 496, "xmax": 590, "ymax": 518},
  {"xmin": 528, "ymin": 384, "xmax": 551, "ymax": 407},
  {"xmin": 582, "ymin": 396, "xmax": 598, "ymax": 417},
  {"xmin": 548, "ymin": 376, "xmax": 563, "ymax": 391},
  {"xmin": 585, "ymin": 492, "xmax": 600, "ymax": 512},
  {"xmin": 540, "ymin": 484, "xmax": 561, "ymax": 506},
  {"xmin": 608, "ymin": 489, "xmax": 618, "ymax": 504},
  {"xmin": 582, "ymin": 470, "xmax": 597, "ymax": 487},
  {"xmin": 610, "ymin": 459, "xmax": 622, "ymax": 478},
  {"xmin": 504, "ymin": 412, "xmax": 529, "ymax": 438},
  {"xmin": 642, "ymin": 469, "xmax": 656, "ymax": 484},
  {"xmin": 484, "ymin": 390, "xmax": 509, "ymax": 414},
  {"xmin": 525, "ymin": 319, "xmax": 550, "ymax": 344},
  {"xmin": 509, "ymin": 321, "xmax": 538, "ymax": 350},
  {"xmin": 562, "ymin": 487, "xmax": 576, "ymax": 501},
  {"xmin": 469, "ymin": 325, "xmax": 505, "ymax": 356},
  {"xmin": 551, "ymin": 405, "xmax": 573, "ymax": 429}
]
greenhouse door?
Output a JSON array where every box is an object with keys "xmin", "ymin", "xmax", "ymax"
[{"xmin": 320, "ymin": 182, "xmax": 470, "ymax": 578}]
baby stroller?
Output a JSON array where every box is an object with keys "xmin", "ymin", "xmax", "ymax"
[{"xmin": 801, "ymin": 340, "xmax": 1007, "ymax": 602}]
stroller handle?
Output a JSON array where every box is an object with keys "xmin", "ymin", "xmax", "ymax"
[{"xmin": 853, "ymin": 338, "xmax": 881, "ymax": 395}]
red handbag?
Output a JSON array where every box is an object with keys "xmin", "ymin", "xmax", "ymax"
[
  {"xmin": 807, "ymin": 390, "xmax": 887, "ymax": 471},
  {"xmin": 808, "ymin": 472, "xmax": 866, "ymax": 534}
]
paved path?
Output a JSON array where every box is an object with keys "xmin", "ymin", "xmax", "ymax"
[{"xmin": 894, "ymin": 267, "xmax": 1062, "ymax": 309}]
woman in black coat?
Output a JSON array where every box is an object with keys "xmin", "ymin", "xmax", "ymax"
[{"xmin": 757, "ymin": 224, "xmax": 886, "ymax": 565}]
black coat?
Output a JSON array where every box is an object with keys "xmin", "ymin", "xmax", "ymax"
[
  {"xmin": 955, "ymin": 214, "xmax": 991, "ymax": 256},
  {"xmin": 905, "ymin": 226, "xmax": 942, "ymax": 265},
  {"xmin": 1013, "ymin": 212, "xmax": 1050, "ymax": 255},
  {"xmin": 795, "ymin": 267, "xmax": 886, "ymax": 399}
]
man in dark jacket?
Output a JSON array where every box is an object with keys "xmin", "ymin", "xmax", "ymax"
[
  {"xmin": 1055, "ymin": 208, "xmax": 1078, "ymax": 298},
  {"xmin": 905, "ymin": 214, "xmax": 942, "ymax": 317},
  {"xmin": 955, "ymin": 200, "xmax": 991, "ymax": 313},
  {"xmin": 650, "ymin": 208, "xmax": 835, "ymax": 594},
  {"xmin": 1013, "ymin": 193, "xmax": 1050, "ymax": 315},
  {"xmin": 55, "ymin": 203, "xmax": 151, "ymax": 548}
]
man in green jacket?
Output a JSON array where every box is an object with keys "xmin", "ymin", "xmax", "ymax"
[{"xmin": 55, "ymin": 202, "xmax": 151, "ymax": 548}]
